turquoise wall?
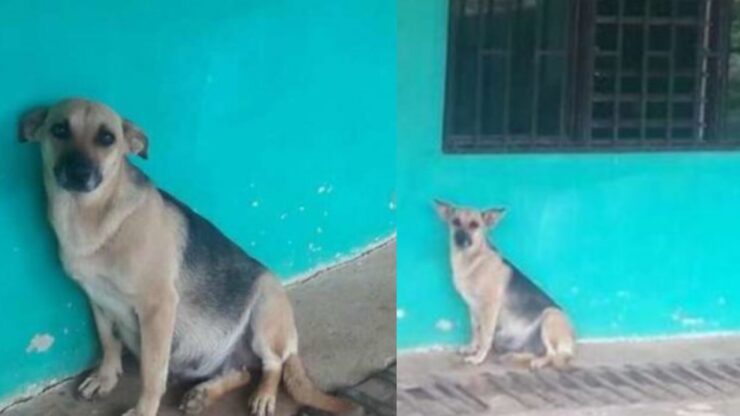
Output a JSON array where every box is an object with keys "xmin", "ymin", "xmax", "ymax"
[
  {"xmin": 0, "ymin": 0, "xmax": 395, "ymax": 405},
  {"xmin": 397, "ymin": 0, "xmax": 740, "ymax": 349}
]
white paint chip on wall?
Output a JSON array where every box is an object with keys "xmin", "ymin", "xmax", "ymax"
[
  {"xmin": 25, "ymin": 334, "xmax": 55, "ymax": 354},
  {"xmin": 397, "ymin": 309, "xmax": 406, "ymax": 319},
  {"xmin": 436, "ymin": 319, "xmax": 454, "ymax": 332},
  {"xmin": 318, "ymin": 185, "xmax": 333, "ymax": 194},
  {"xmin": 672, "ymin": 310, "xmax": 706, "ymax": 328}
]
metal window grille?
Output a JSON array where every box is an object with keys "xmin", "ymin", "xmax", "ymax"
[{"xmin": 443, "ymin": 0, "xmax": 738, "ymax": 153}]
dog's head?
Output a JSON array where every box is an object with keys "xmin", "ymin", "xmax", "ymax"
[
  {"xmin": 434, "ymin": 200, "xmax": 505, "ymax": 252},
  {"xmin": 18, "ymin": 98, "xmax": 148, "ymax": 194}
]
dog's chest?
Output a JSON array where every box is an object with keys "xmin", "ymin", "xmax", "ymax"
[
  {"xmin": 451, "ymin": 254, "xmax": 508, "ymax": 307},
  {"xmin": 451, "ymin": 261, "xmax": 487, "ymax": 305},
  {"xmin": 451, "ymin": 270, "xmax": 478, "ymax": 305},
  {"xmin": 64, "ymin": 257, "xmax": 140, "ymax": 351},
  {"xmin": 84, "ymin": 277, "xmax": 135, "ymax": 319}
]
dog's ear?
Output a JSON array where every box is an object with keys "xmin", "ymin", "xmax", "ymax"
[
  {"xmin": 434, "ymin": 199, "xmax": 455, "ymax": 221},
  {"xmin": 18, "ymin": 107, "xmax": 49, "ymax": 142},
  {"xmin": 482, "ymin": 208, "xmax": 506, "ymax": 227},
  {"xmin": 123, "ymin": 119, "xmax": 149, "ymax": 159}
]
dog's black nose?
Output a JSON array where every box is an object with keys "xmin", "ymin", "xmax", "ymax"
[
  {"xmin": 54, "ymin": 152, "xmax": 101, "ymax": 192},
  {"xmin": 68, "ymin": 161, "xmax": 93, "ymax": 182},
  {"xmin": 454, "ymin": 229, "xmax": 471, "ymax": 248}
]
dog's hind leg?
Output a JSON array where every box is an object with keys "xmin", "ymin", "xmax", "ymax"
[
  {"xmin": 248, "ymin": 275, "xmax": 354, "ymax": 415},
  {"xmin": 249, "ymin": 277, "xmax": 299, "ymax": 416},
  {"xmin": 180, "ymin": 369, "xmax": 252, "ymax": 415},
  {"xmin": 531, "ymin": 308, "xmax": 575, "ymax": 370},
  {"xmin": 251, "ymin": 364, "xmax": 283, "ymax": 416}
]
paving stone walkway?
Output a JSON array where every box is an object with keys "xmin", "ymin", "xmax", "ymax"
[{"xmin": 398, "ymin": 336, "xmax": 740, "ymax": 415}]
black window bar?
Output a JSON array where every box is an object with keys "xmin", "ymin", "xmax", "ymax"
[{"xmin": 443, "ymin": 0, "xmax": 737, "ymax": 154}]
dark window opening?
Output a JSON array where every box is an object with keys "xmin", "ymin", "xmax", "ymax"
[{"xmin": 443, "ymin": 0, "xmax": 740, "ymax": 153}]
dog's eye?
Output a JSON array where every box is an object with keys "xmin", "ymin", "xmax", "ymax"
[
  {"xmin": 97, "ymin": 131, "xmax": 116, "ymax": 147},
  {"xmin": 50, "ymin": 122, "xmax": 70, "ymax": 140},
  {"xmin": 452, "ymin": 218, "xmax": 461, "ymax": 227},
  {"xmin": 469, "ymin": 221, "xmax": 480, "ymax": 230}
]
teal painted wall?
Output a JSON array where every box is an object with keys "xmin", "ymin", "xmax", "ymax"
[
  {"xmin": 397, "ymin": 0, "xmax": 740, "ymax": 350},
  {"xmin": 0, "ymin": 0, "xmax": 396, "ymax": 404}
]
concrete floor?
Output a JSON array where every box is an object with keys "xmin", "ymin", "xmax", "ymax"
[
  {"xmin": 1, "ymin": 240, "xmax": 396, "ymax": 416},
  {"xmin": 398, "ymin": 335, "xmax": 740, "ymax": 416}
]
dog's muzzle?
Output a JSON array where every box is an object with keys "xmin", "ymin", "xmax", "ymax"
[
  {"xmin": 53, "ymin": 152, "xmax": 102, "ymax": 193},
  {"xmin": 454, "ymin": 229, "xmax": 472, "ymax": 248}
]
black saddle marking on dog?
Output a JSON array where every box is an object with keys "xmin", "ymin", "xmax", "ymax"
[
  {"xmin": 504, "ymin": 261, "xmax": 559, "ymax": 322},
  {"xmin": 492, "ymin": 260, "xmax": 560, "ymax": 355},
  {"xmin": 159, "ymin": 189, "xmax": 266, "ymax": 322}
]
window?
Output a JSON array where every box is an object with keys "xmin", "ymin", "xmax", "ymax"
[{"xmin": 443, "ymin": 0, "xmax": 740, "ymax": 153}]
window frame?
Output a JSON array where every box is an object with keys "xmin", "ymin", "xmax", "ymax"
[{"xmin": 442, "ymin": 0, "xmax": 737, "ymax": 154}]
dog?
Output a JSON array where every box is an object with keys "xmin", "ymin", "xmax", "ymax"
[
  {"xmin": 18, "ymin": 98, "xmax": 355, "ymax": 416},
  {"xmin": 434, "ymin": 200, "xmax": 575, "ymax": 369}
]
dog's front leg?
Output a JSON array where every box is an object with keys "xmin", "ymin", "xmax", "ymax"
[
  {"xmin": 124, "ymin": 290, "xmax": 178, "ymax": 416},
  {"xmin": 464, "ymin": 299, "xmax": 503, "ymax": 365},
  {"xmin": 460, "ymin": 308, "xmax": 480, "ymax": 356},
  {"xmin": 79, "ymin": 305, "xmax": 123, "ymax": 399}
]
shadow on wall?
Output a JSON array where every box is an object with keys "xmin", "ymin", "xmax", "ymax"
[
  {"xmin": 0, "ymin": 0, "xmax": 396, "ymax": 406},
  {"xmin": 397, "ymin": 0, "xmax": 740, "ymax": 350}
]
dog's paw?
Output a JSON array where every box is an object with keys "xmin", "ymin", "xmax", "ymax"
[
  {"xmin": 250, "ymin": 393, "xmax": 276, "ymax": 416},
  {"xmin": 463, "ymin": 353, "xmax": 488, "ymax": 366},
  {"xmin": 529, "ymin": 356, "xmax": 551, "ymax": 370},
  {"xmin": 180, "ymin": 386, "xmax": 211, "ymax": 415},
  {"xmin": 458, "ymin": 345, "xmax": 477, "ymax": 356},
  {"xmin": 78, "ymin": 370, "xmax": 119, "ymax": 400},
  {"xmin": 121, "ymin": 403, "xmax": 158, "ymax": 416}
]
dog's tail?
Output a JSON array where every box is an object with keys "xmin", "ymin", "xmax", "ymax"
[{"xmin": 282, "ymin": 354, "xmax": 356, "ymax": 414}]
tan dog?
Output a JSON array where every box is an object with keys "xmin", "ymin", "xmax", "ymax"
[
  {"xmin": 18, "ymin": 98, "xmax": 355, "ymax": 416},
  {"xmin": 435, "ymin": 200, "xmax": 575, "ymax": 369}
]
